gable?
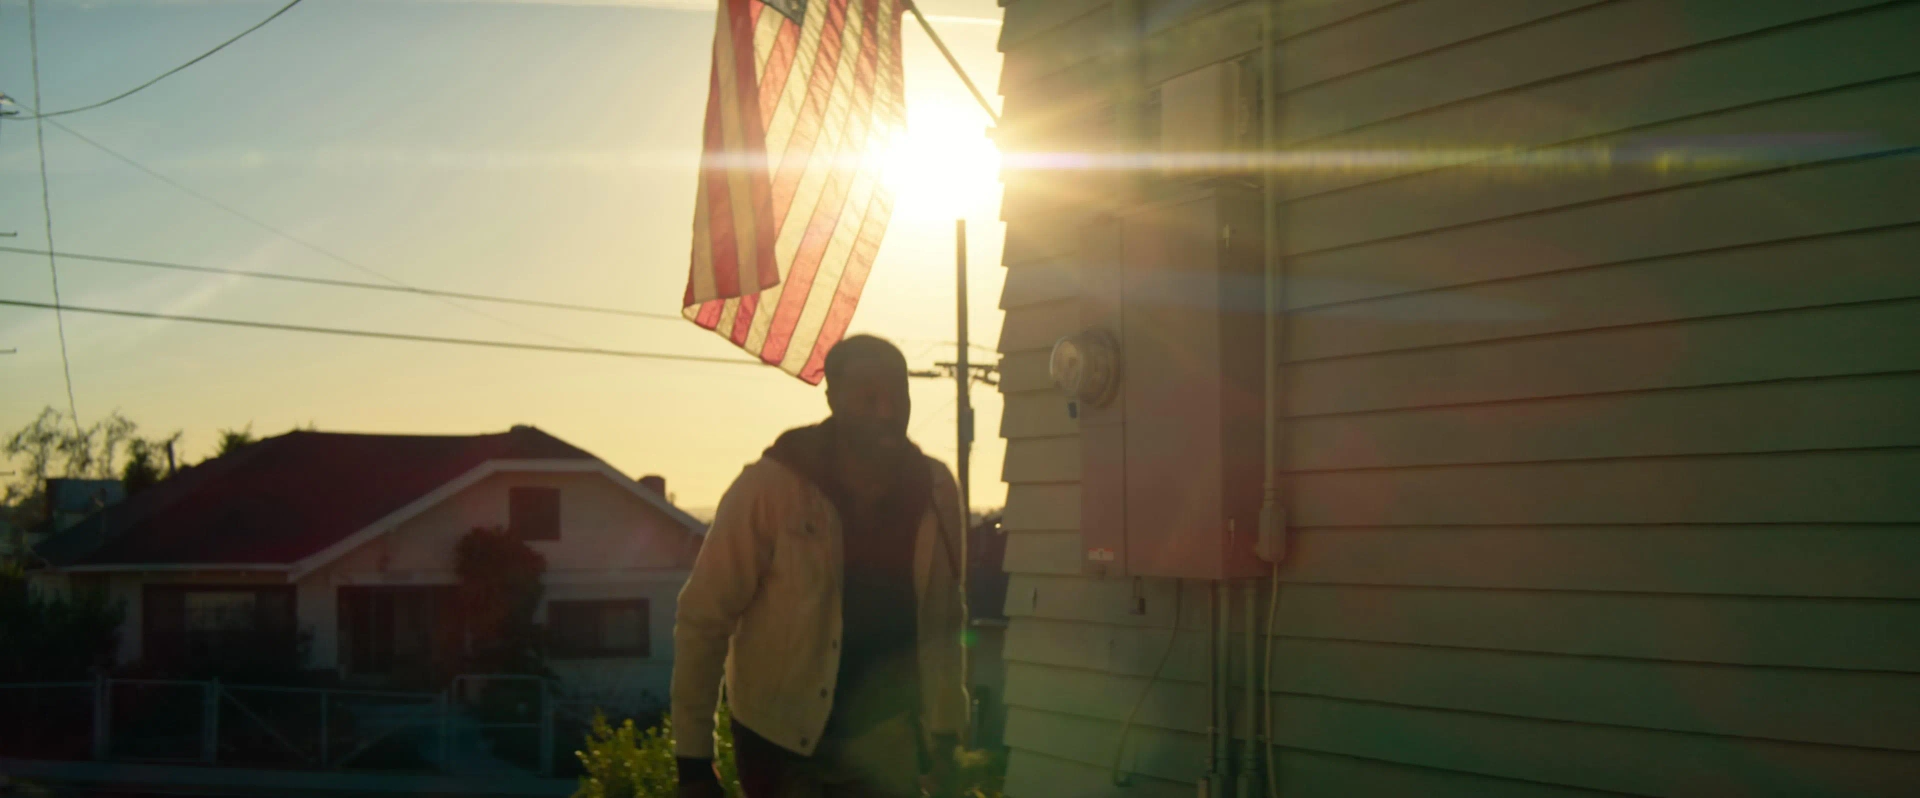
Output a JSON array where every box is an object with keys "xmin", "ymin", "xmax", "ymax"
[{"xmin": 308, "ymin": 466, "xmax": 698, "ymax": 582}]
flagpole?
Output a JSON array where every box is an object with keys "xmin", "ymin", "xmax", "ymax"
[{"xmin": 904, "ymin": 0, "xmax": 1001, "ymax": 126}]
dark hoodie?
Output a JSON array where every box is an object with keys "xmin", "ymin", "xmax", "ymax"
[{"xmin": 762, "ymin": 419, "xmax": 932, "ymax": 743}]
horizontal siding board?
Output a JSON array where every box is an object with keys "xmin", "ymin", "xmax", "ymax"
[
  {"xmin": 1275, "ymin": 0, "xmax": 1407, "ymax": 40},
  {"xmin": 1278, "ymin": 0, "xmax": 1887, "ymax": 145},
  {"xmin": 1005, "ymin": 617, "xmax": 1210, "ymax": 682},
  {"xmin": 1002, "ymin": 208, "xmax": 1091, "ymax": 266},
  {"xmin": 1274, "ymin": 693, "xmax": 1920, "ymax": 797},
  {"xmin": 1007, "ymin": 705, "xmax": 1633, "ymax": 797},
  {"xmin": 1005, "ymin": 706, "xmax": 1209, "ymax": 784},
  {"xmin": 1285, "ymin": 525, "xmax": 1920, "ymax": 599},
  {"xmin": 1289, "ymin": 372, "xmax": 1920, "ymax": 471},
  {"xmin": 1288, "ymin": 223, "xmax": 1920, "ymax": 361},
  {"xmin": 999, "ymin": 7, "xmax": 1113, "ymax": 93},
  {"xmin": 1275, "ymin": 638, "xmax": 1920, "ymax": 753},
  {"xmin": 1001, "ymin": 390, "xmax": 1077, "ymax": 439},
  {"xmin": 996, "ymin": 350, "xmax": 1052, "ymax": 392},
  {"xmin": 1008, "ymin": 648, "xmax": 1920, "ymax": 759},
  {"xmin": 1289, "ymin": 298, "xmax": 1920, "ymax": 416},
  {"xmin": 1287, "ymin": 153, "xmax": 1920, "ymax": 309},
  {"xmin": 1278, "ymin": 1, "xmax": 1920, "ymax": 202},
  {"xmin": 1005, "ymin": 748, "xmax": 1191, "ymax": 798},
  {"xmin": 998, "ymin": 299, "xmax": 1079, "ymax": 353},
  {"xmin": 1283, "ymin": 76, "xmax": 1920, "ymax": 255},
  {"xmin": 1008, "ymin": 692, "xmax": 1920, "ymax": 797},
  {"xmin": 1141, "ymin": 2, "xmax": 1261, "ymax": 85},
  {"xmin": 998, "ymin": 261, "xmax": 1080, "ymax": 309},
  {"xmin": 1004, "ymin": 531, "xmax": 1083, "ymax": 575},
  {"xmin": 1005, "ymin": 576, "xmax": 1920, "ymax": 671},
  {"xmin": 1003, "ymin": 435, "xmax": 1082, "ymax": 483},
  {"xmin": 999, "ymin": 0, "xmax": 1107, "ymax": 50},
  {"xmin": 1290, "ymin": 449, "xmax": 1920, "ymax": 527},
  {"xmin": 1278, "ymin": 0, "xmax": 1605, "ymax": 92},
  {"xmin": 1002, "ymin": 483, "xmax": 1080, "ymax": 531},
  {"xmin": 1004, "ymin": 575, "xmax": 1210, "ymax": 629}
]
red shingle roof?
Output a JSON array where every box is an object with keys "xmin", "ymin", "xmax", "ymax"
[{"xmin": 40, "ymin": 427, "xmax": 598, "ymax": 567}]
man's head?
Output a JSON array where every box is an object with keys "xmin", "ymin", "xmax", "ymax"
[{"xmin": 824, "ymin": 335, "xmax": 911, "ymax": 456}]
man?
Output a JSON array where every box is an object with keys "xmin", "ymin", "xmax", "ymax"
[{"xmin": 674, "ymin": 335, "xmax": 969, "ymax": 798}]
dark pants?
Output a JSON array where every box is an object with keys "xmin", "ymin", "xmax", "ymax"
[{"xmin": 733, "ymin": 717, "xmax": 921, "ymax": 798}]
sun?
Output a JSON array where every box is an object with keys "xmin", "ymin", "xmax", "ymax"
[{"xmin": 876, "ymin": 100, "xmax": 1001, "ymax": 221}]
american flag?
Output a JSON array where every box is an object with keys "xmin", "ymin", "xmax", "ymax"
[{"xmin": 682, "ymin": 0, "xmax": 907, "ymax": 384}]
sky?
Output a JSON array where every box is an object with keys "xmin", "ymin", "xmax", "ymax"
[{"xmin": 0, "ymin": 0, "xmax": 1009, "ymax": 512}]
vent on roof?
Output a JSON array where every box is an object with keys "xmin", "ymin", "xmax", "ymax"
[{"xmin": 638, "ymin": 475, "xmax": 666, "ymax": 496}]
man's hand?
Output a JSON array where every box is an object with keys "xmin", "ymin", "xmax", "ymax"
[{"xmin": 677, "ymin": 758, "xmax": 726, "ymax": 798}]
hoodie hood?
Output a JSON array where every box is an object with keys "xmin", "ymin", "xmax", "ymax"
[{"xmin": 764, "ymin": 419, "xmax": 930, "ymax": 519}]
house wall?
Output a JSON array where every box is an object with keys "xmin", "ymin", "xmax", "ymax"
[
  {"xmin": 995, "ymin": 1, "xmax": 1920, "ymax": 795},
  {"xmin": 89, "ymin": 571, "xmax": 289, "ymax": 665},
  {"xmin": 301, "ymin": 469, "xmax": 695, "ymax": 703}
]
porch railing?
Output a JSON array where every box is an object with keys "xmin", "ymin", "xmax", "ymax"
[{"xmin": 0, "ymin": 675, "xmax": 571, "ymax": 777}]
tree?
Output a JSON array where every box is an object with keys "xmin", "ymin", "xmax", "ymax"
[
  {"xmin": 2, "ymin": 408, "xmax": 181, "ymax": 530},
  {"xmin": 214, "ymin": 424, "xmax": 258, "ymax": 458},
  {"xmin": 121, "ymin": 432, "xmax": 182, "ymax": 497},
  {"xmin": 454, "ymin": 526, "xmax": 548, "ymax": 674},
  {"xmin": 0, "ymin": 563, "xmax": 124, "ymax": 681}
]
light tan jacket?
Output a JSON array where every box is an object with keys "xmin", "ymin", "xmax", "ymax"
[{"xmin": 671, "ymin": 453, "xmax": 969, "ymax": 760}]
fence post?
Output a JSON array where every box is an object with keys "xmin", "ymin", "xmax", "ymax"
[
  {"xmin": 91, "ymin": 674, "xmax": 111, "ymax": 761},
  {"xmin": 202, "ymin": 679, "xmax": 221, "ymax": 764},
  {"xmin": 318, "ymin": 692, "xmax": 329, "ymax": 768},
  {"xmin": 538, "ymin": 682, "xmax": 555, "ymax": 777},
  {"xmin": 438, "ymin": 690, "xmax": 452, "ymax": 773}
]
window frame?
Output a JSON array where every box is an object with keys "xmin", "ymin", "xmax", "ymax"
[{"xmin": 547, "ymin": 598, "xmax": 651, "ymax": 660}]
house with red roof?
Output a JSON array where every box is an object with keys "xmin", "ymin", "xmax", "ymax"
[{"xmin": 29, "ymin": 425, "xmax": 703, "ymax": 708}]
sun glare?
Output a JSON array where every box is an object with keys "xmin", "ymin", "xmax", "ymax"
[{"xmin": 878, "ymin": 101, "xmax": 1001, "ymax": 221}]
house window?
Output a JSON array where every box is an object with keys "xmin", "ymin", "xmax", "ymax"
[
  {"xmin": 143, "ymin": 586, "xmax": 295, "ymax": 674},
  {"xmin": 510, "ymin": 487, "xmax": 561, "ymax": 541},
  {"xmin": 186, "ymin": 591, "xmax": 259, "ymax": 632},
  {"xmin": 548, "ymin": 599, "xmax": 650, "ymax": 658}
]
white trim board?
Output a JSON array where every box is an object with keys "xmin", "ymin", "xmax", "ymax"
[{"xmin": 289, "ymin": 459, "xmax": 705, "ymax": 581}]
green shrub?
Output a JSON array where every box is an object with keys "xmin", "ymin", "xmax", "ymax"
[
  {"xmin": 571, "ymin": 701, "xmax": 1007, "ymax": 798},
  {"xmin": 573, "ymin": 702, "xmax": 740, "ymax": 798}
]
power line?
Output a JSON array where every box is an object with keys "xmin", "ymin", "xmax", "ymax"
[
  {"xmin": 0, "ymin": 297, "xmax": 766, "ymax": 367},
  {"xmin": 26, "ymin": 0, "xmax": 83, "ymax": 434},
  {"xmin": 29, "ymin": 115, "xmax": 591, "ymax": 348},
  {"xmin": 21, "ymin": 0, "xmax": 307, "ymax": 120},
  {"xmin": 0, "ymin": 246, "xmax": 685, "ymax": 321}
]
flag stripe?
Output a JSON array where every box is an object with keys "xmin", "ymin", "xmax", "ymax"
[
  {"xmin": 762, "ymin": 0, "xmax": 884, "ymax": 364},
  {"xmin": 684, "ymin": 0, "xmax": 905, "ymax": 384}
]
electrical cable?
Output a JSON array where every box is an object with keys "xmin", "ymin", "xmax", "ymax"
[
  {"xmin": 26, "ymin": 0, "xmax": 83, "ymax": 434},
  {"xmin": 1111, "ymin": 580, "xmax": 1182, "ymax": 786},
  {"xmin": 0, "ymin": 246, "xmax": 684, "ymax": 321},
  {"xmin": 0, "ymin": 297, "xmax": 764, "ymax": 367},
  {"xmin": 1265, "ymin": 564, "xmax": 1280, "ymax": 798},
  {"xmin": 22, "ymin": 0, "xmax": 307, "ymax": 120},
  {"xmin": 32, "ymin": 115, "xmax": 592, "ymax": 348}
]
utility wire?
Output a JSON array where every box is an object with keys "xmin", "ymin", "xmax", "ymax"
[
  {"xmin": 21, "ymin": 0, "xmax": 307, "ymax": 120},
  {"xmin": 27, "ymin": 114, "xmax": 591, "ymax": 348},
  {"xmin": 26, "ymin": 0, "xmax": 83, "ymax": 434},
  {"xmin": 0, "ymin": 246, "xmax": 684, "ymax": 321},
  {"xmin": 0, "ymin": 298, "xmax": 764, "ymax": 367}
]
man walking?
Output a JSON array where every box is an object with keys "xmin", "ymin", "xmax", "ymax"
[{"xmin": 673, "ymin": 336, "xmax": 969, "ymax": 798}]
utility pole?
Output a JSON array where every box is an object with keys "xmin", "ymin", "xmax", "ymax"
[{"xmin": 956, "ymin": 219, "xmax": 973, "ymax": 518}]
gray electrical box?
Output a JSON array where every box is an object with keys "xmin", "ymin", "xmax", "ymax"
[{"xmin": 1077, "ymin": 183, "xmax": 1265, "ymax": 581}]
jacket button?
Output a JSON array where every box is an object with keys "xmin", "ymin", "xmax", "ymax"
[
  {"xmin": 800, "ymin": 737, "xmax": 809, "ymax": 747},
  {"xmin": 820, "ymin": 688, "xmax": 829, "ymax": 698}
]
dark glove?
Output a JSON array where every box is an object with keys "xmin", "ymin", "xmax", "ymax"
[{"xmin": 677, "ymin": 757, "xmax": 726, "ymax": 798}]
